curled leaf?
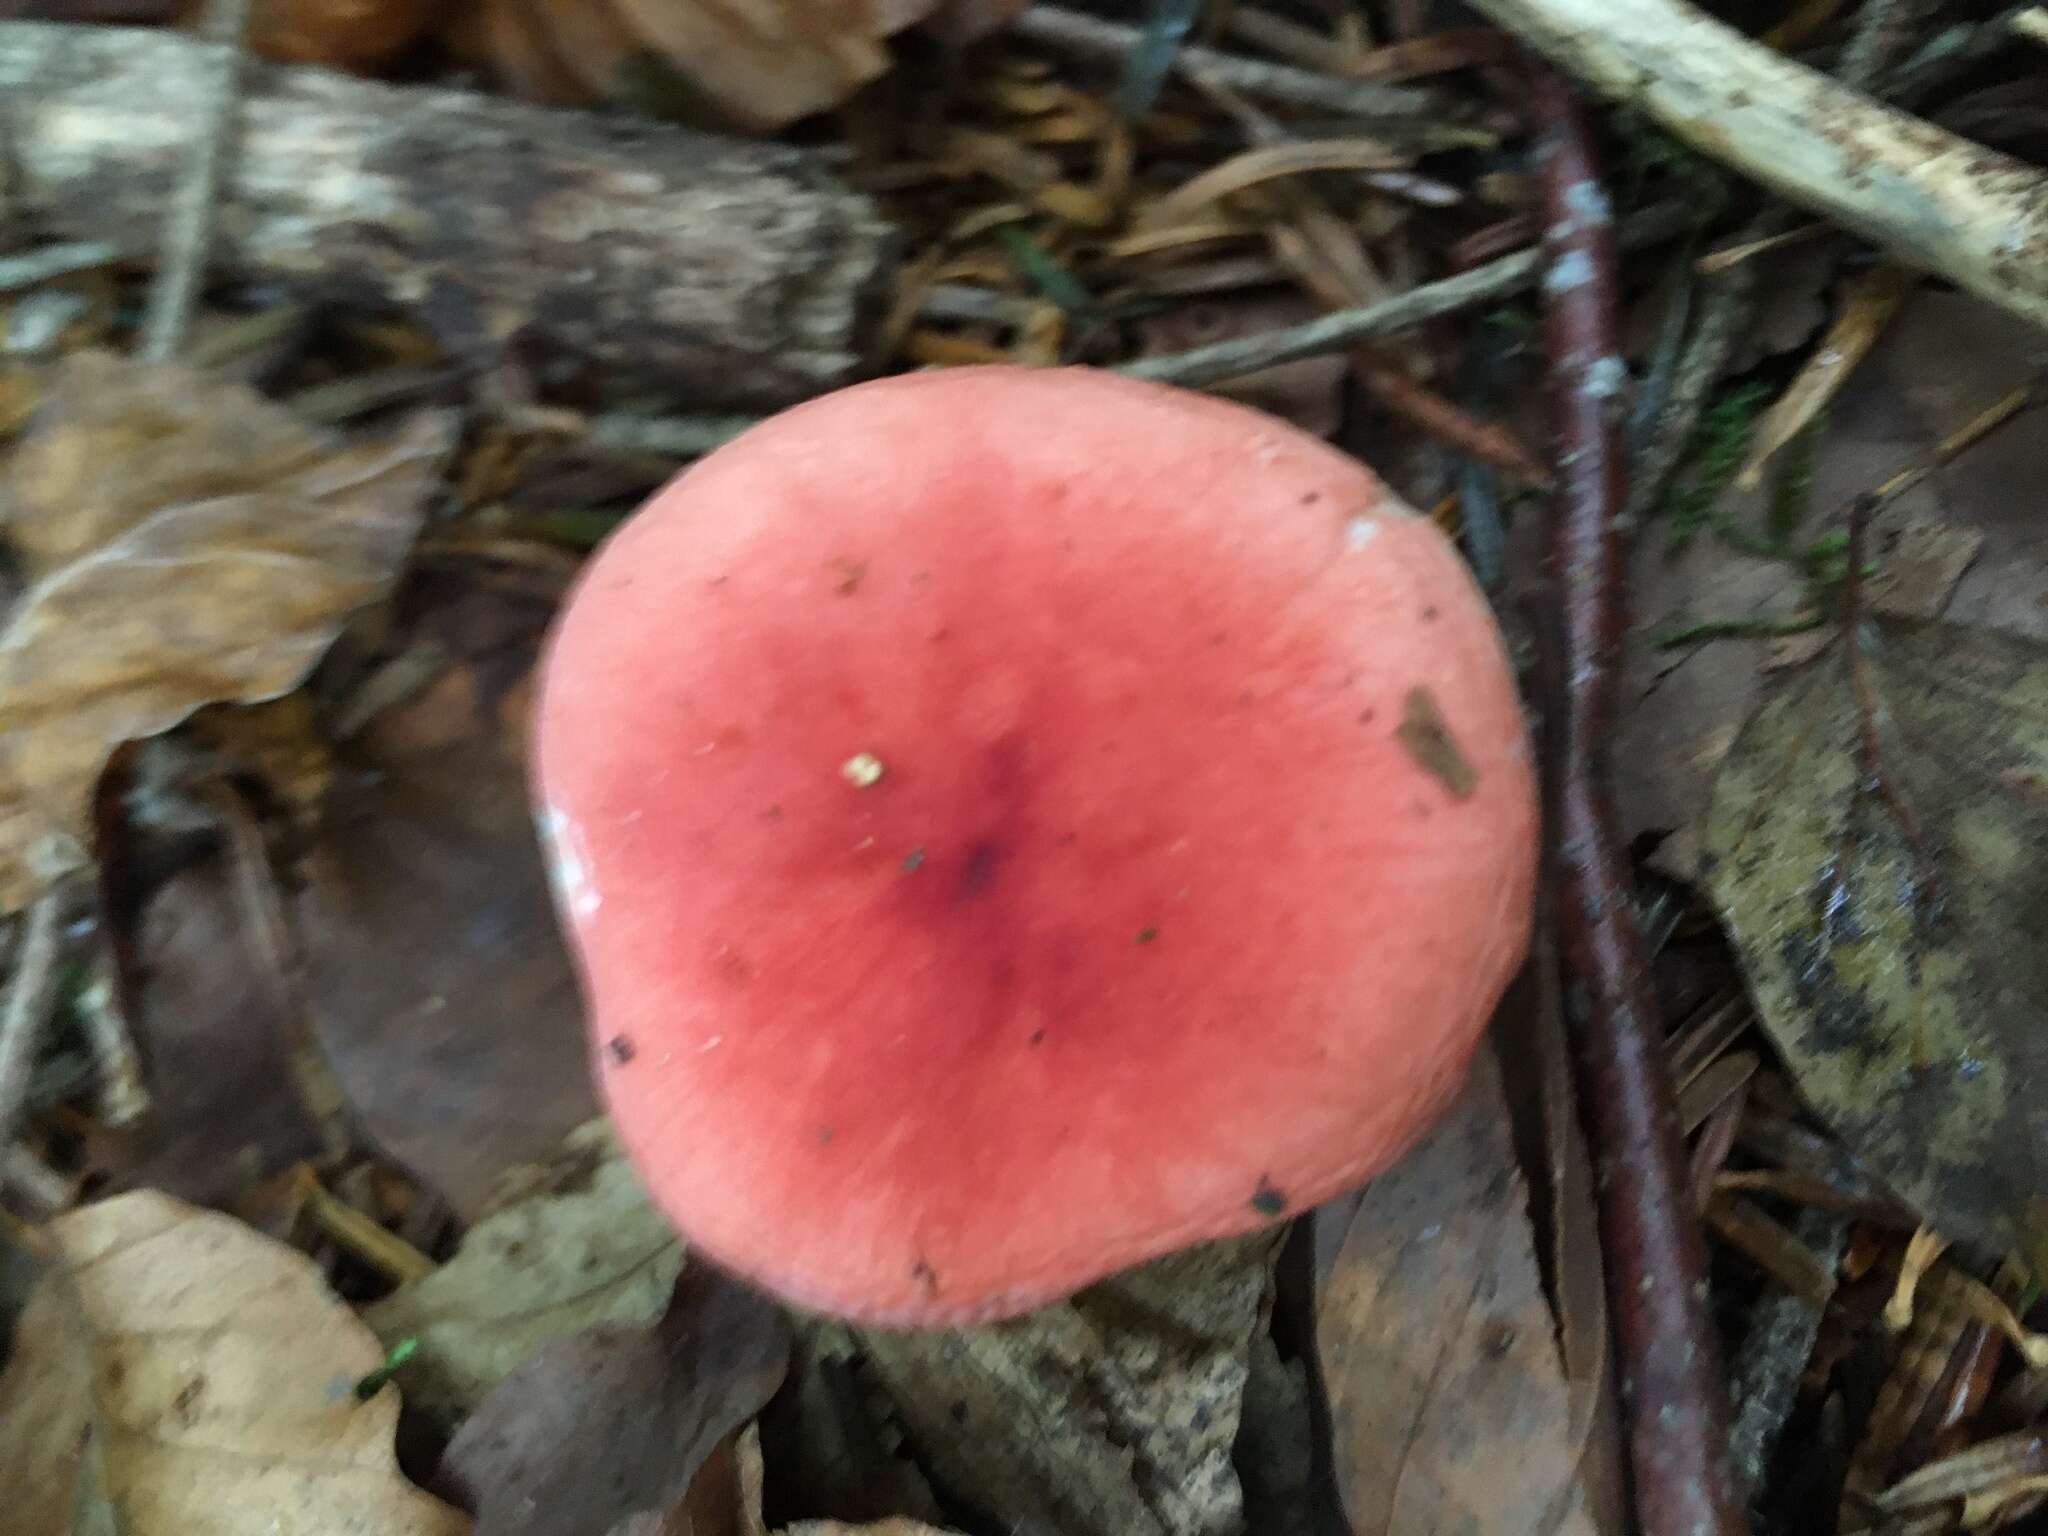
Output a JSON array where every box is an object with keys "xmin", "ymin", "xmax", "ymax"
[
  {"xmin": 0, "ymin": 1191, "xmax": 469, "ymax": 1536},
  {"xmin": 0, "ymin": 352, "xmax": 450, "ymax": 911}
]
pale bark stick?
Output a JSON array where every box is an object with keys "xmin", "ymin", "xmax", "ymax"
[
  {"xmin": 0, "ymin": 22, "xmax": 898, "ymax": 407},
  {"xmin": 1465, "ymin": 0, "xmax": 2048, "ymax": 331}
]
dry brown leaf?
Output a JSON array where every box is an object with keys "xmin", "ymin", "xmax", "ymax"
[
  {"xmin": 298, "ymin": 572, "xmax": 595, "ymax": 1218},
  {"xmin": 433, "ymin": 1265, "xmax": 790, "ymax": 1536},
  {"xmin": 441, "ymin": 0, "xmax": 1028, "ymax": 124},
  {"xmin": 2, "ymin": 352, "xmax": 337, "ymax": 575},
  {"xmin": 229, "ymin": 0, "xmax": 439, "ymax": 67},
  {"xmin": 1865, "ymin": 517, "xmax": 1986, "ymax": 621},
  {"xmin": 1728, "ymin": 236, "xmax": 1842, "ymax": 372},
  {"xmin": 0, "ymin": 351, "xmax": 450, "ymax": 913},
  {"xmin": 1317, "ymin": 1045, "xmax": 1613, "ymax": 1536},
  {"xmin": 635, "ymin": 1426, "xmax": 770, "ymax": 1536},
  {"xmin": 0, "ymin": 1190, "xmax": 470, "ymax": 1536},
  {"xmin": 446, "ymin": 0, "xmax": 886, "ymax": 131},
  {"xmin": 1840, "ymin": 1262, "xmax": 1993, "ymax": 1521},
  {"xmin": 1607, "ymin": 293, "xmax": 2048, "ymax": 878},
  {"xmin": 1493, "ymin": 962, "xmax": 1629, "ymax": 1535},
  {"xmin": 186, "ymin": 692, "xmax": 336, "ymax": 822},
  {"xmin": 1735, "ymin": 262, "xmax": 1917, "ymax": 491},
  {"xmin": 86, "ymin": 850, "xmax": 331, "ymax": 1205}
]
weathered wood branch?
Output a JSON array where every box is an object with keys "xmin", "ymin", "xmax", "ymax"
[
  {"xmin": 0, "ymin": 23, "xmax": 899, "ymax": 407},
  {"xmin": 1465, "ymin": 0, "xmax": 2048, "ymax": 332}
]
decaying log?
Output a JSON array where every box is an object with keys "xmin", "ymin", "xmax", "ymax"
[
  {"xmin": 1464, "ymin": 0, "xmax": 2048, "ymax": 332},
  {"xmin": 0, "ymin": 23, "xmax": 899, "ymax": 408}
]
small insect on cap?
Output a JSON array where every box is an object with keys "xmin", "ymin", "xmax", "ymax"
[{"xmin": 532, "ymin": 366, "xmax": 1538, "ymax": 1326}]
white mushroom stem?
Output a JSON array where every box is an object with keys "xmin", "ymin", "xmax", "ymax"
[{"xmin": 1467, "ymin": 0, "xmax": 2048, "ymax": 331}]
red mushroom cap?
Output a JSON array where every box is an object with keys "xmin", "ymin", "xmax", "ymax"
[{"xmin": 534, "ymin": 366, "xmax": 1536, "ymax": 1326}]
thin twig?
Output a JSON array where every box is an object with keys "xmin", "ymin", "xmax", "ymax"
[
  {"xmin": 1624, "ymin": 251, "xmax": 1759, "ymax": 525},
  {"xmin": 1355, "ymin": 355, "xmax": 1552, "ymax": 484},
  {"xmin": 1176, "ymin": 66, "xmax": 1541, "ymax": 481},
  {"xmin": 0, "ymin": 885, "xmax": 70, "ymax": 1148},
  {"xmin": 1865, "ymin": 378, "xmax": 2043, "ymax": 513},
  {"xmin": 585, "ymin": 410, "xmax": 760, "ymax": 460},
  {"xmin": 1624, "ymin": 0, "xmax": 1931, "ymax": 527},
  {"xmin": 287, "ymin": 365, "xmax": 452, "ymax": 426},
  {"xmin": 1115, "ymin": 0, "xmax": 1205, "ymax": 119},
  {"xmin": 917, "ymin": 283, "xmax": 1046, "ymax": 328},
  {"xmin": 1464, "ymin": 0, "xmax": 2048, "ymax": 330},
  {"xmin": 1123, "ymin": 200, "xmax": 1696, "ymax": 389},
  {"xmin": 206, "ymin": 780, "xmax": 355, "ymax": 1165},
  {"xmin": 0, "ymin": 1141, "xmax": 77, "ymax": 1216},
  {"xmin": 1693, "ymin": 223, "xmax": 1827, "ymax": 275},
  {"xmin": 1528, "ymin": 65, "xmax": 1747, "ymax": 1536},
  {"xmin": 293, "ymin": 1164, "xmax": 436, "ymax": 1284},
  {"xmin": 1627, "ymin": 250, "xmax": 1699, "ymax": 467},
  {"xmin": 0, "ymin": 239, "xmax": 122, "ymax": 295},
  {"xmin": 1885, "ymin": 5, "xmax": 2038, "ymax": 104},
  {"xmin": 137, "ymin": 0, "xmax": 254, "ymax": 363},
  {"xmin": 1837, "ymin": 0, "xmax": 1931, "ymax": 89},
  {"xmin": 76, "ymin": 956, "xmax": 150, "ymax": 1129},
  {"xmin": 1012, "ymin": 6, "xmax": 1456, "ymax": 126}
]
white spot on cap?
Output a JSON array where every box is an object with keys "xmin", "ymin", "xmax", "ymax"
[
  {"xmin": 1344, "ymin": 516, "xmax": 1380, "ymax": 550},
  {"xmin": 842, "ymin": 752, "xmax": 886, "ymax": 788},
  {"xmin": 537, "ymin": 807, "xmax": 601, "ymax": 918}
]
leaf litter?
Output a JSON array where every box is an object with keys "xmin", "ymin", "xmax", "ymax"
[
  {"xmin": 849, "ymin": 1229, "xmax": 1283, "ymax": 1536},
  {"xmin": 0, "ymin": 1190, "xmax": 470, "ymax": 1536},
  {"xmin": 86, "ymin": 844, "xmax": 332, "ymax": 1206},
  {"xmin": 365, "ymin": 1119, "xmax": 684, "ymax": 1433},
  {"xmin": 8, "ymin": 8, "xmax": 2048, "ymax": 1536},
  {"xmin": 0, "ymin": 351, "xmax": 452, "ymax": 912},
  {"xmin": 1614, "ymin": 291, "xmax": 2048, "ymax": 879},
  {"xmin": 432, "ymin": 1263, "xmax": 789, "ymax": 1536},
  {"xmin": 1317, "ymin": 1042, "xmax": 1619, "ymax": 1536},
  {"xmin": 1703, "ymin": 617, "xmax": 2048, "ymax": 1268},
  {"xmin": 297, "ymin": 570, "xmax": 597, "ymax": 1220}
]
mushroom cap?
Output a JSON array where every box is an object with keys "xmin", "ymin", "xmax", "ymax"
[{"xmin": 533, "ymin": 366, "xmax": 1537, "ymax": 1326}]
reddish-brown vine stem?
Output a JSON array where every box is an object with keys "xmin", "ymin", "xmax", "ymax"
[{"xmin": 1527, "ymin": 63, "xmax": 1747, "ymax": 1536}]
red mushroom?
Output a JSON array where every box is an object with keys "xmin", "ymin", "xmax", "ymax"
[{"xmin": 533, "ymin": 366, "xmax": 1536, "ymax": 1326}]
